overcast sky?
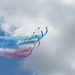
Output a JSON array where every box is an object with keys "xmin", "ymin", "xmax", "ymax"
[{"xmin": 0, "ymin": 0, "xmax": 75, "ymax": 75}]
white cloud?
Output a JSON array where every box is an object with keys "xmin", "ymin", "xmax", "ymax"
[
  {"xmin": 0, "ymin": 0, "xmax": 75, "ymax": 75},
  {"xmin": 60, "ymin": 0, "xmax": 75, "ymax": 6}
]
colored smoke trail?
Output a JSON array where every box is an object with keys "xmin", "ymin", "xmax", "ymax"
[{"xmin": 0, "ymin": 27, "xmax": 48, "ymax": 58}]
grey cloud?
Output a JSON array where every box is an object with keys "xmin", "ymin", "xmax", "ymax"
[
  {"xmin": 0, "ymin": 0, "xmax": 75, "ymax": 75},
  {"xmin": 19, "ymin": 0, "xmax": 75, "ymax": 75}
]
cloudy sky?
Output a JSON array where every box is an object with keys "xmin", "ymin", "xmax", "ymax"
[{"xmin": 0, "ymin": 0, "xmax": 75, "ymax": 75}]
